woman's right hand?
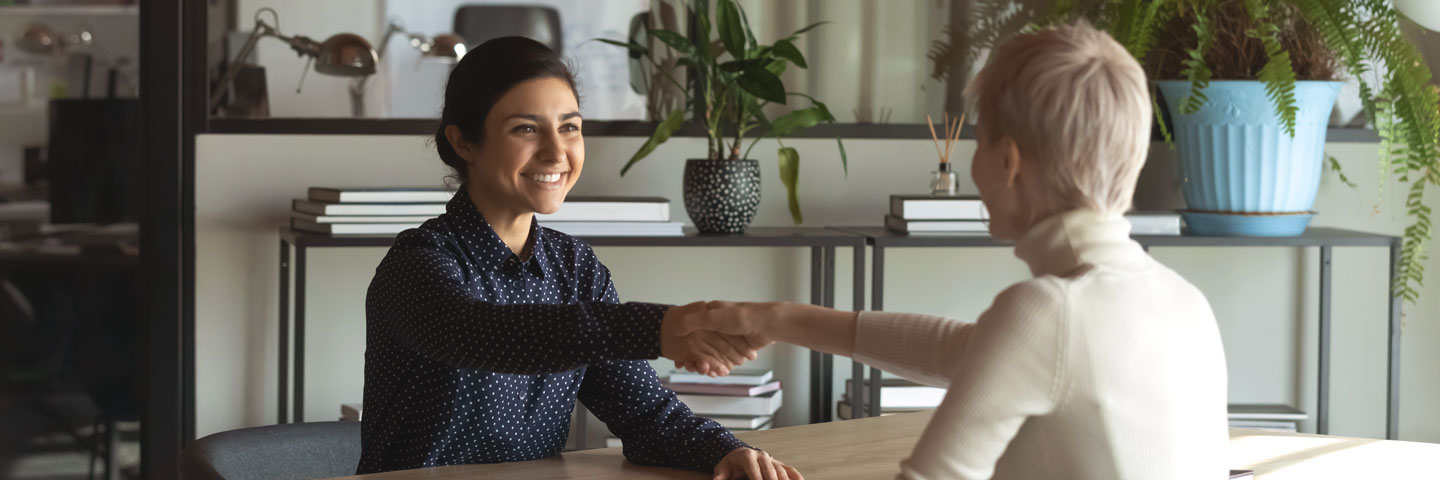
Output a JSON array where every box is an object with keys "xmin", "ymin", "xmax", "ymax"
[
  {"xmin": 666, "ymin": 301, "xmax": 786, "ymax": 375},
  {"xmin": 660, "ymin": 302, "xmax": 761, "ymax": 376}
]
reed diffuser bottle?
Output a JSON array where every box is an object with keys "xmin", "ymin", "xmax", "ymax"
[
  {"xmin": 930, "ymin": 162, "xmax": 958, "ymax": 195},
  {"xmin": 926, "ymin": 112, "xmax": 964, "ymax": 196}
]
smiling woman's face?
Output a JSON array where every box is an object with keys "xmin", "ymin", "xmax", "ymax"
[{"xmin": 465, "ymin": 76, "xmax": 584, "ymax": 215}]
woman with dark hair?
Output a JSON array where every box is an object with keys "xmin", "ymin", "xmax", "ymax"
[{"xmin": 359, "ymin": 36, "xmax": 801, "ymax": 480}]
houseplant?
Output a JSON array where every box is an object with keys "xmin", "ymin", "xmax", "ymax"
[
  {"xmin": 599, "ymin": 0, "xmax": 847, "ymax": 232},
  {"xmin": 933, "ymin": 0, "xmax": 1439, "ymax": 301}
]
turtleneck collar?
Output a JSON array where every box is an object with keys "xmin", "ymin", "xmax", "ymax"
[{"xmin": 1013, "ymin": 209, "xmax": 1150, "ymax": 278}]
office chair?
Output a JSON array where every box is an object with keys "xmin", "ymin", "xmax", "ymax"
[
  {"xmin": 452, "ymin": 5, "xmax": 563, "ymax": 52},
  {"xmin": 180, "ymin": 421, "xmax": 362, "ymax": 480}
]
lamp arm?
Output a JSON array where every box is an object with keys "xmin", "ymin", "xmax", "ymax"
[
  {"xmin": 208, "ymin": 21, "xmax": 276, "ymax": 112},
  {"xmin": 349, "ymin": 22, "xmax": 405, "ymax": 117}
]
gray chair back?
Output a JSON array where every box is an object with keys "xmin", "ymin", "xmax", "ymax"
[{"xmin": 181, "ymin": 421, "xmax": 361, "ymax": 480}]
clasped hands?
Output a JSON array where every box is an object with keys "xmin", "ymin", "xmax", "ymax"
[{"xmin": 660, "ymin": 300, "xmax": 787, "ymax": 376}]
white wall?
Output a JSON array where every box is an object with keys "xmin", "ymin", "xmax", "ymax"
[{"xmin": 195, "ymin": 133, "xmax": 1440, "ymax": 449}]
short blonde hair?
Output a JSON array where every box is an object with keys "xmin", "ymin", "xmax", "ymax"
[{"xmin": 965, "ymin": 21, "xmax": 1152, "ymax": 215}]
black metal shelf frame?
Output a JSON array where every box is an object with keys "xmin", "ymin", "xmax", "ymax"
[
  {"xmin": 829, "ymin": 226, "xmax": 1403, "ymax": 440},
  {"xmin": 275, "ymin": 226, "xmax": 867, "ymax": 427}
]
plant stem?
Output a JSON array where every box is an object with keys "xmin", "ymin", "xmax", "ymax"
[{"xmin": 644, "ymin": 55, "xmax": 691, "ymax": 102}]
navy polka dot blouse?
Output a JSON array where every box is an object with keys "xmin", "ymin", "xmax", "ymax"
[{"xmin": 357, "ymin": 188, "xmax": 747, "ymax": 474}]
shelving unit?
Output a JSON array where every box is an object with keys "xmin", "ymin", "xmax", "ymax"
[
  {"xmin": 275, "ymin": 226, "xmax": 867, "ymax": 429},
  {"xmin": 830, "ymin": 226, "xmax": 1404, "ymax": 440}
]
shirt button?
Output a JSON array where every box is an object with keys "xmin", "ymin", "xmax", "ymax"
[{"xmin": 512, "ymin": 279, "xmax": 523, "ymax": 288}]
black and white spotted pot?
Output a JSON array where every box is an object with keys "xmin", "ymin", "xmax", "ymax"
[{"xmin": 683, "ymin": 158, "xmax": 761, "ymax": 234}]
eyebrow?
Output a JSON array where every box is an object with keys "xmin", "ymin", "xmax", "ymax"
[{"xmin": 507, "ymin": 112, "xmax": 583, "ymax": 122}]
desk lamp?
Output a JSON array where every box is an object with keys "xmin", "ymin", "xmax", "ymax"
[
  {"xmin": 209, "ymin": 8, "xmax": 379, "ymax": 113},
  {"xmin": 16, "ymin": 24, "xmax": 96, "ymax": 56},
  {"xmin": 348, "ymin": 20, "xmax": 466, "ymax": 117}
]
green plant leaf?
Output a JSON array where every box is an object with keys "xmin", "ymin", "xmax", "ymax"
[
  {"xmin": 771, "ymin": 39, "xmax": 808, "ymax": 68},
  {"xmin": 719, "ymin": 58, "xmax": 765, "ymax": 73},
  {"xmin": 736, "ymin": 65, "xmax": 786, "ymax": 104},
  {"xmin": 594, "ymin": 38, "xmax": 648, "ymax": 58},
  {"xmin": 695, "ymin": 0, "xmax": 712, "ymax": 58},
  {"xmin": 735, "ymin": 0, "xmax": 759, "ymax": 54},
  {"xmin": 1178, "ymin": 7, "xmax": 1214, "ymax": 115},
  {"xmin": 1326, "ymin": 154, "xmax": 1357, "ymax": 188},
  {"xmin": 620, "ymin": 108, "xmax": 687, "ymax": 176},
  {"xmin": 778, "ymin": 146, "xmax": 803, "ymax": 224},
  {"xmin": 716, "ymin": 0, "xmax": 748, "ymax": 60},
  {"xmin": 648, "ymin": 29, "xmax": 697, "ymax": 58},
  {"xmin": 787, "ymin": 21, "xmax": 831, "ymax": 39},
  {"xmin": 788, "ymin": 93, "xmax": 848, "ymax": 174},
  {"xmin": 770, "ymin": 107, "xmax": 826, "ymax": 137},
  {"xmin": 765, "ymin": 59, "xmax": 788, "ymax": 77}
]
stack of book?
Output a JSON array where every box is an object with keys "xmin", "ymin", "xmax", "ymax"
[
  {"xmin": 885, "ymin": 195, "xmax": 989, "ymax": 234},
  {"xmin": 1228, "ymin": 404, "xmax": 1306, "ymax": 432},
  {"xmin": 837, "ymin": 378, "xmax": 945, "ymax": 420},
  {"xmin": 292, "ymin": 187, "xmax": 452, "ymax": 235},
  {"xmin": 884, "ymin": 194, "xmax": 1183, "ymax": 235},
  {"xmin": 291, "ymin": 188, "xmax": 683, "ymax": 237},
  {"xmin": 606, "ymin": 369, "xmax": 781, "ymax": 448},
  {"xmin": 535, "ymin": 196, "xmax": 683, "ymax": 237}
]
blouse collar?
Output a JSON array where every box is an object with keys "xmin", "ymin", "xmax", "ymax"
[{"xmin": 446, "ymin": 187, "xmax": 550, "ymax": 276}]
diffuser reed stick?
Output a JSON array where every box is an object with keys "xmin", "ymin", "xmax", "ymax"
[{"xmin": 925, "ymin": 112, "xmax": 966, "ymax": 164}]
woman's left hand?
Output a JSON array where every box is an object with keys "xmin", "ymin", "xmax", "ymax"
[{"xmin": 714, "ymin": 447, "xmax": 803, "ymax": 480}]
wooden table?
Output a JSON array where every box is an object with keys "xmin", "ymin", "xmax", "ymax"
[{"xmin": 329, "ymin": 412, "xmax": 1439, "ymax": 479}]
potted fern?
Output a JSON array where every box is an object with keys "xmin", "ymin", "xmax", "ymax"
[
  {"xmin": 938, "ymin": 0, "xmax": 1438, "ymax": 300},
  {"xmin": 598, "ymin": 0, "xmax": 846, "ymax": 233},
  {"xmin": 1147, "ymin": 1, "xmax": 1345, "ymax": 237}
]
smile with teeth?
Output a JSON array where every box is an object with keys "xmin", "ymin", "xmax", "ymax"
[{"xmin": 523, "ymin": 172, "xmax": 565, "ymax": 184}]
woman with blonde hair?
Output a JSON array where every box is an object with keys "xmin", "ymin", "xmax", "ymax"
[{"xmin": 680, "ymin": 21, "xmax": 1229, "ymax": 479}]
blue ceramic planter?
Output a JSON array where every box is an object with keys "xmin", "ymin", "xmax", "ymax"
[{"xmin": 1157, "ymin": 80, "xmax": 1342, "ymax": 236}]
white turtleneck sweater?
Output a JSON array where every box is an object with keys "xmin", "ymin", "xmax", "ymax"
[{"xmin": 854, "ymin": 209, "xmax": 1229, "ymax": 479}]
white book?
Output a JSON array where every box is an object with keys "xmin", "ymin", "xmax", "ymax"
[
  {"xmin": 536, "ymin": 196, "xmax": 671, "ymax": 222},
  {"xmin": 677, "ymin": 390, "xmax": 783, "ymax": 417},
  {"xmin": 292, "ymin": 219, "xmax": 418, "ymax": 235},
  {"xmin": 293, "ymin": 199, "xmax": 446, "ymax": 216},
  {"xmin": 541, "ymin": 221, "xmax": 685, "ymax": 237},
  {"xmin": 890, "ymin": 195, "xmax": 987, "ymax": 220},
  {"xmin": 292, "ymin": 212, "xmax": 435, "ymax": 224},
  {"xmin": 309, "ymin": 187, "xmax": 455, "ymax": 204},
  {"xmin": 341, "ymin": 403, "xmax": 362, "ymax": 421},
  {"xmin": 1229, "ymin": 420, "xmax": 1298, "ymax": 432},
  {"xmin": 835, "ymin": 399, "xmax": 929, "ymax": 420},
  {"xmin": 885, "ymin": 215, "xmax": 989, "ymax": 234},
  {"xmin": 1126, "ymin": 212, "xmax": 1182, "ymax": 235},
  {"xmin": 846, "ymin": 379, "xmax": 947, "ymax": 409},
  {"xmin": 669, "ymin": 369, "xmax": 774, "ymax": 386},
  {"xmin": 707, "ymin": 414, "xmax": 774, "ymax": 430}
]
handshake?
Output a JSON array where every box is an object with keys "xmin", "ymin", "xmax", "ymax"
[{"xmin": 658, "ymin": 301, "xmax": 796, "ymax": 376}]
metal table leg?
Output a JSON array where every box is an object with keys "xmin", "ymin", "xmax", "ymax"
[
  {"xmin": 822, "ymin": 246, "xmax": 837, "ymax": 422},
  {"xmin": 278, "ymin": 239, "xmax": 290, "ymax": 424},
  {"xmin": 868, "ymin": 244, "xmax": 886, "ymax": 418},
  {"xmin": 1318, "ymin": 246, "xmax": 1331, "ymax": 435},
  {"xmin": 294, "ymin": 246, "xmax": 307, "ymax": 423},
  {"xmin": 1388, "ymin": 239, "xmax": 1402, "ymax": 440},
  {"xmin": 849, "ymin": 242, "xmax": 868, "ymax": 421},
  {"xmin": 809, "ymin": 247, "xmax": 824, "ymax": 424}
]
